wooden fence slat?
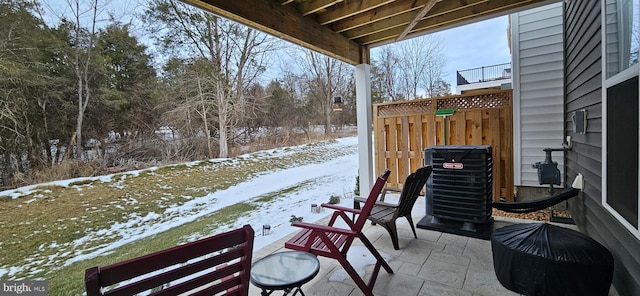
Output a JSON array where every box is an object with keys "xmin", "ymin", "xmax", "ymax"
[
  {"xmin": 409, "ymin": 116, "xmax": 422, "ymax": 178},
  {"xmin": 487, "ymin": 109, "xmax": 502, "ymax": 202},
  {"xmin": 423, "ymin": 114, "xmax": 436, "ymax": 148},
  {"xmin": 469, "ymin": 110, "xmax": 482, "ymax": 144},
  {"xmin": 435, "ymin": 116, "xmax": 444, "ymax": 144},
  {"xmin": 503, "ymin": 108, "xmax": 514, "ymax": 201},
  {"xmin": 400, "ymin": 116, "xmax": 410, "ymax": 183},
  {"xmin": 448, "ymin": 111, "xmax": 467, "ymax": 145},
  {"xmin": 390, "ymin": 118, "xmax": 399, "ymax": 183}
]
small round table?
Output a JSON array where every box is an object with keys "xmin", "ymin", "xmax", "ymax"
[{"xmin": 250, "ymin": 251, "xmax": 320, "ymax": 296}]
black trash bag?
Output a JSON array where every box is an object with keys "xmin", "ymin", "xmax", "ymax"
[{"xmin": 491, "ymin": 223, "xmax": 614, "ymax": 296}]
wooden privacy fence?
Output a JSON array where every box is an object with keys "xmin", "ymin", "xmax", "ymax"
[{"xmin": 374, "ymin": 90, "xmax": 514, "ymax": 202}]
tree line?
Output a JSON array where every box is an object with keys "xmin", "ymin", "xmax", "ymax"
[{"xmin": 0, "ymin": 0, "xmax": 449, "ymax": 189}]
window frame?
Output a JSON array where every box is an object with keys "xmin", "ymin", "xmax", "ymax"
[{"xmin": 601, "ymin": 0, "xmax": 640, "ymax": 239}]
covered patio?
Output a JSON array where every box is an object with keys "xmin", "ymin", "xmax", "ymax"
[
  {"xmin": 248, "ymin": 199, "xmax": 574, "ymax": 296},
  {"xmin": 165, "ymin": 0, "xmax": 637, "ymax": 295}
]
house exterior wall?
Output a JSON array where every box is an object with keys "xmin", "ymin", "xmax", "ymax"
[
  {"xmin": 456, "ymin": 80, "xmax": 511, "ymax": 94},
  {"xmin": 564, "ymin": 1, "xmax": 640, "ymax": 295},
  {"xmin": 511, "ymin": 2, "xmax": 566, "ymax": 187}
]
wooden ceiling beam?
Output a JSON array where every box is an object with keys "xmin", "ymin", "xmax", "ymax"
[
  {"xmin": 299, "ymin": 0, "xmax": 343, "ymax": 16},
  {"xmin": 360, "ymin": 0, "xmax": 543, "ymax": 46},
  {"xmin": 316, "ymin": 0, "xmax": 395, "ymax": 25},
  {"xmin": 395, "ymin": 0, "xmax": 438, "ymax": 41},
  {"xmin": 331, "ymin": 0, "xmax": 429, "ymax": 33},
  {"xmin": 183, "ymin": 0, "xmax": 363, "ymax": 65},
  {"xmin": 344, "ymin": 10, "xmax": 415, "ymax": 39},
  {"xmin": 412, "ymin": 0, "xmax": 544, "ymax": 35},
  {"xmin": 345, "ymin": 0, "xmax": 487, "ymax": 40}
]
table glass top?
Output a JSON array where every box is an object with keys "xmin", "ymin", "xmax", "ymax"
[{"xmin": 250, "ymin": 251, "xmax": 320, "ymax": 289}]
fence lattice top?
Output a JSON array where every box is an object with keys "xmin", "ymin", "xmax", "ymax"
[
  {"xmin": 376, "ymin": 90, "xmax": 511, "ymax": 117},
  {"xmin": 377, "ymin": 100, "xmax": 433, "ymax": 117}
]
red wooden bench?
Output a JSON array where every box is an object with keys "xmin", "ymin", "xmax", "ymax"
[{"xmin": 85, "ymin": 225, "xmax": 254, "ymax": 296}]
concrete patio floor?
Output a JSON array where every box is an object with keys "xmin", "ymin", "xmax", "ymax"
[{"xmin": 249, "ymin": 213, "xmax": 529, "ymax": 296}]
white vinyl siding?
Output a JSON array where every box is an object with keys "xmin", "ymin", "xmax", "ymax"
[{"xmin": 512, "ymin": 2, "xmax": 565, "ymax": 186}]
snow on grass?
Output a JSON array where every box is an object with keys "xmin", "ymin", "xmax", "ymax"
[
  {"xmin": 64, "ymin": 151, "xmax": 358, "ymax": 266},
  {"xmin": 0, "ymin": 137, "xmax": 363, "ymax": 280}
]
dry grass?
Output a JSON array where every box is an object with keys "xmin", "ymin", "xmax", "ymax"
[
  {"xmin": 230, "ymin": 128, "xmax": 357, "ymax": 156},
  {"xmin": 10, "ymin": 160, "xmax": 98, "ymax": 188}
]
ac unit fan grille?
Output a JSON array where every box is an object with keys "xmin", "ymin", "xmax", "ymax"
[{"xmin": 425, "ymin": 145, "xmax": 493, "ymax": 224}]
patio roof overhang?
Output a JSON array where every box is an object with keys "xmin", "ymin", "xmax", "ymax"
[
  {"xmin": 180, "ymin": 0, "xmax": 556, "ymax": 65},
  {"xmin": 178, "ymin": 0, "xmax": 559, "ymax": 194}
]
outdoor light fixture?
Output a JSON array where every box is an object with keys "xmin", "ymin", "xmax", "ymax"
[
  {"xmin": 332, "ymin": 97, "xmax": 343, "ymax": 111},
  {"xmin": 262, "ymin": 224, "xmax": 271, "ymax": 236}
]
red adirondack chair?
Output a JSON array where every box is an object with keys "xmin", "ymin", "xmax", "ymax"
[{"xmin": 284, "ymin": 169, "xmax": 393, "ymax": 296}]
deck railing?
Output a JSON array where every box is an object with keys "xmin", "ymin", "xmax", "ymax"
[{"xmin": 456, "ymin": 62, "xmax": 512, "ymax": 86}]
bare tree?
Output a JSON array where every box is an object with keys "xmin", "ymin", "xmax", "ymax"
[
  {"xmin": 376, "ymin": 46, "xmax": 403, "ymax": 101},
  {"xmin": 373, "ymin": 34, "xmax": 447, "ymax": 100},
  {"xmin": 155, "ymin": 58, "xmax": 213, "ymax": 160},
  {"xmin": 145, "ymin": 0, "xmax": 277, "ymax": 158},
  {"xmin": 64, "ymin": 0, "xmax": 101, "ymax": 160},
  {"xmin": 296, "ymin": 50, "xmax": 352, "ymax": 135},
  {"xmin": 397, "ymin": 37, "xmax": 427, "ymax": 100},
  {"xmin": 272, "ymin": 71, "xmax": 315, "ymax": 139},
  {"xmin": 418, "ymin": 36, "xmax": 448, "ymax": 97}
]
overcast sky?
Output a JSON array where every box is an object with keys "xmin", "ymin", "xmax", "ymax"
[
  {"xmin": 370, "ymin": 16, "xmax": 512, "ymax": 94},
  {"xmin": 438, "ymin": 16, "xmax": 512, "ymax": 92}
]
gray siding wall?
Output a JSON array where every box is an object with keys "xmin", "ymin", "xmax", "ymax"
[
  {"xmin": 564, "ymin": 1, "xmax": 640, "ymax": 295},
  {"xmin": 512, "ymin": 3, "xmax": 565, "ymax": 186}
]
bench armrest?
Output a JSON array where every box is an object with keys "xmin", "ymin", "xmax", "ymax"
[
  {"xmin": 321, "ymin": 203, "xmax": 362, "ymax": 214},
  {"xmin": 355, "ymin": 187, "xmax": 401, "ymax": 204},
  {"xmin": 354, "ymin": 196, "xmax": 400, "ymax": 208},
  {"xmin": 353, "ymin": 196, "xmax": 367, "ymax": 203},
  {"xmin": 373, "ymin": 201, "xmax": 399, "ymax": 208}
]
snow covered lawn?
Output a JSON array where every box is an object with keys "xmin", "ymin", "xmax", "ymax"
[{"xmin": 0, "ymin": 137, "xmax": 361, "ymax": 295}]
